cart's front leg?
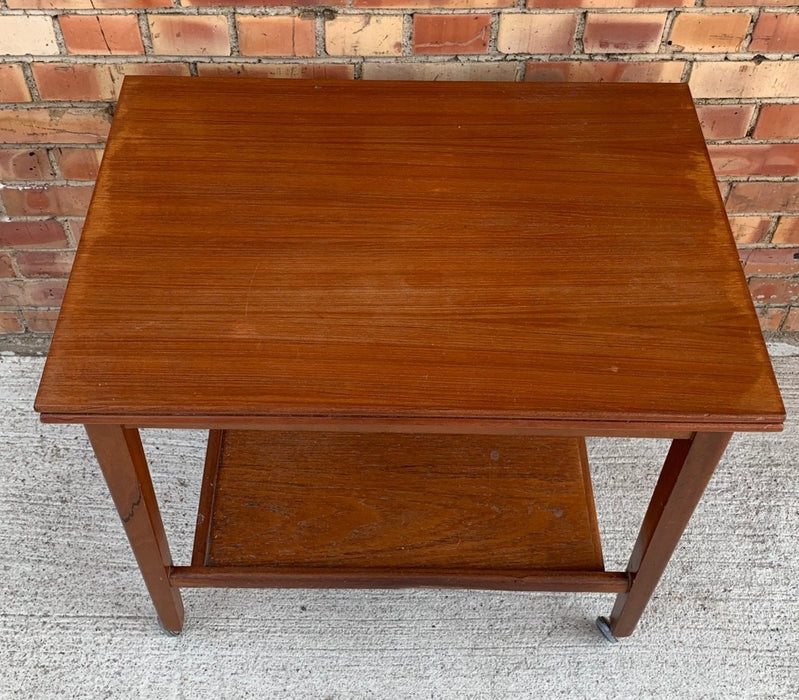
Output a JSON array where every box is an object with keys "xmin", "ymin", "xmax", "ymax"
[
  {"xmin": 85, "ymin": 424, "xmax": 184, "ymax": 634},
  {"xmin": 604, "ymin": 431, "xmax": 732, "ymax": 639}
]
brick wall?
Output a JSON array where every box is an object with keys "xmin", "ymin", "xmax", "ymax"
[{"xmin": 1, "ymin": 1, "xmax": 798, "ymax": 343}]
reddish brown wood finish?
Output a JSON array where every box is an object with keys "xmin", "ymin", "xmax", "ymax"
[
  {"xmin": 53, "ymin": 415, "xmax": 709, "ymax": 438},
  {"xmin": 34, "ymin": 80, "xmax": 786, "ymax": 637},
  {"xmin": 35, "ymin": 78, "xmax": 784, "ymax": 433},
  {"xmin": 609, "ymin": 431, "xmax": 732, "ymax": 637},
  {"xmin": 191, "ymin": 429, "xmax": 223, "ymax": 567},
  {"xmin": 198, "ymin": 431, "xmax": 604, "ymax": 571},
  {"xmin": 169, "ymin": 566, "xmax": 630, "ymax": 593},
  {"xmin": 84, "ymin": 424, "xmax": 184, "ymax": 633}
]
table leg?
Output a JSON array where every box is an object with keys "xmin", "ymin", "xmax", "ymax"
[
  {"xmin": 85, "ymin": 424, "xmax": 184, "ymax": 633},
  {"xmin": 607, "ymin": 431, "xmax": 732, "ymax": 638}
]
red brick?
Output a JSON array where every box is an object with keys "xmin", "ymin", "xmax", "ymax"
[
  {"xmin": 149, "ymin": 15, "xmax": 231, "ymax": 56},
  {"xmin": 0, "ymin": 107, "xmax": 111, "ymax": 144},
  {"xmin": 326, "ymin": 16, "xmax": 404, "ymax": 56},
  {"xmin": 2, "ymin": 185, "xmax": 94, "ymax": 217},
  {"xmin": 583, "ymin": 13, "xmax": 667, "ymax": 53},
  {"xmin": 59, "ymin": 14, "xmax": 144, "ymax": 56},
  {"xmin": 32, "ymin": 63, "xmax": 188, "ymax": 102},
  {"xmin": 709, "ymin": 144, "xmax": 799, "ymax": 177},
  {"xmin": 0, "ymin": 220, "xmax": 68, "ymax": 248},
  {"xmin": 32, "ymin": 63, "xmax": 119, "ymax": 101},
  {"xmin": 0, "ymin": 279, "xmax": 67, "ymax": 307},
  {"xmin": 413, "ymin": 14, "xmax": 492, "ymax": 54},
  {"xmin": 93, "ymin": 0, "xmax": 172, "ymax": 6},
  {"xmin": 7, "ymin": 0, "xmax": 91, "ymax": 7},
  {"xmin": 525, "ymin": 60, "xmax": 683, "ymax": 83},
  {"xmin": 119, "ymin": 62, "xmax": 192, "ymax": 78},
  {"xmin": 497, "ymin": 13, "xmax": 577, "ymax": 54},
  {"xmin": 183, "ymin": 0, "xmax": 346, "ymax": 5},
  {"xmin": 738, "ymin": 248, "xmax": 752, "ymax": 267},
  {"xmin": 727, "ymin": 182, "xmax": 799, "ymax": 214},
  {"xmin": 729, "ymin": 216, "xmax": 771, "ymax": 245},
  {"xmin": 695, "ymin": 104, "xmax": 754, "ymax": 141},
  {"xmin": 15, "ymin": 250, "xmax": 75, "ymax": 278},
  {"xmin": 745, "ymin": 247, "xmax": 799, "ymax": 275},
  {"xmin": 748, "ymin": 277, "xmax": 799, "ymax": 304},
  {"xmin": 0, "ymin": 16, "xmax": 60, "ymax": 55},
  {"xmin": 0, "ymin": 149, "xmax": 54, "ymax": 180},
  {"xmin": 668, "ymin": 12, "xmax": 750, "ymax": 53},
  {"xmin": 0, "ymin": 253, "xmax": 15, "ymax": 278},
  {"xmin": 755, "ymin": 306, "xmax": 786, "ymax": 331},
  {"xmin": 196, "ymin": 63, "xmax": 355, "ymax": 79},
  {"xmin": 7, "ymin": 0, "xmax": 171, "ymax": 7},
  {"xmin": 21, "ymin": 309, "xmax": 60, "ymax": 333},
  {"xmin": 705, "ymin": 0, "xmax": 796, "ymax": 5},
  {"xmin": 750, "ymin": 12, "xmax": 799, "ymax": 53},
  {"xmin": 690, "ymin": 61, "xmax": 799, "ymax": 99},
  {"xmin": 754, "ymin": 104, "xmax": 799, "ymax": 140},
  {"xmin": 773, "ymin": 217, "xmax": 799, "ymax": 245},
  {"xmin": 363, "ymin": 61, "xmax": 517, "ymax": 80},
  {"xmin": 66, "ymin": 218, "xmax": 84, "ymax": 243},
  {"xmin": 54, "ymin": 147, "xmax": 103, "ymax": 180},
  {"xmin": 0, "ymin": 64, "xmax": 31, "ymax": 103},
  {"xmin": 357, "ymin": 0, "xmax": 512, "ymax": 6},
  {"xmin": 784, "ymin": 306, "xmax": 799, "ymax": 332},
  {"xmin": 237, "ymin": 16, "xmax": 316, "ymax": 57},
  {"xmin": 0, "ymin": 311, "xmax": 24, "ymax": 334},
  {"xmin": 529, "ymin": 0, "xmax": 691, "ymax": 5}
]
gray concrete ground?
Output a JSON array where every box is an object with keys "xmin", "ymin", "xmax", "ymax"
[{"xmin": 1, "ymin": 350, "xmax": 797, "ymax": 699}]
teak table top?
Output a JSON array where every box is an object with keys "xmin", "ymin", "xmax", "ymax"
[{"xmin": 35, "ymin": 78, "xmax": 784, "ymax": 433}]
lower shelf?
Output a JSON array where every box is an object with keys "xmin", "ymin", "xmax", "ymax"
[{"xmin": 187, "ymin": 430, "xmax": 606, "ymax": 585}]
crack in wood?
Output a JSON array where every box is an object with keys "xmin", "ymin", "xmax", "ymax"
[{"xmin": 121, "ymin": 486, "xmax": 143, "ymax": 524}]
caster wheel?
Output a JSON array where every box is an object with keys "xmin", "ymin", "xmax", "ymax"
[{"xmin": 595, "ymin": 616, "xmax": 618, "ymax": 643}]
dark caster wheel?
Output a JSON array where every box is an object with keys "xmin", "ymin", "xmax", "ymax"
[{"xmin": 595, "ymin": 616, "xmax": 619, "ymax": 643}]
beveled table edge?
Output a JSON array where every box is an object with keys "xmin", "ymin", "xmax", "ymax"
[{"xmin": 37, "ymin": 411, "xmax": 783, "ymax": 437}]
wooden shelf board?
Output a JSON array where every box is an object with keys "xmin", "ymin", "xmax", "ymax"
[{"xmin": 193, "ymin": 430, "xmax": 604, "ymax": 576}]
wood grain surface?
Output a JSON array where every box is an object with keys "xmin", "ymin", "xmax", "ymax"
[
  {"xmin": 35, "ymin": 78, "xmax": 784, "ymax": 431},
  {"xmin": 169, "ymin": 567, "xmax": 630, "ymax": 593},
  {"xmin": 200, "ymin": 431, "xmax": 604, "ymax": 572}
]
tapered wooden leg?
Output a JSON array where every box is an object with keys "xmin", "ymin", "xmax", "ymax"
[
  {"xmin": 608, "ymin": 431, "xmax": 732, "ymax": 638},
  {"xmin": 85, "ymin": 424, "xmax": 184, "ymax": 633}
]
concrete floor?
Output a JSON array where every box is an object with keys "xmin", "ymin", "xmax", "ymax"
[{"xmin": 1, "ymin": 349, "xmax": 797, "ymax": 698}]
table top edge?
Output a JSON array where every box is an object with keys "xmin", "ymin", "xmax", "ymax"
[{"xmin": 36, "ymin": 410, "xmax": 784, "ymax": 435}]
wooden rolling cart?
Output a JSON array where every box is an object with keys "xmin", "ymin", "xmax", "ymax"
[{"xmin": 35, "ymin": 78, "xmax": 784, "ymax": 640}]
